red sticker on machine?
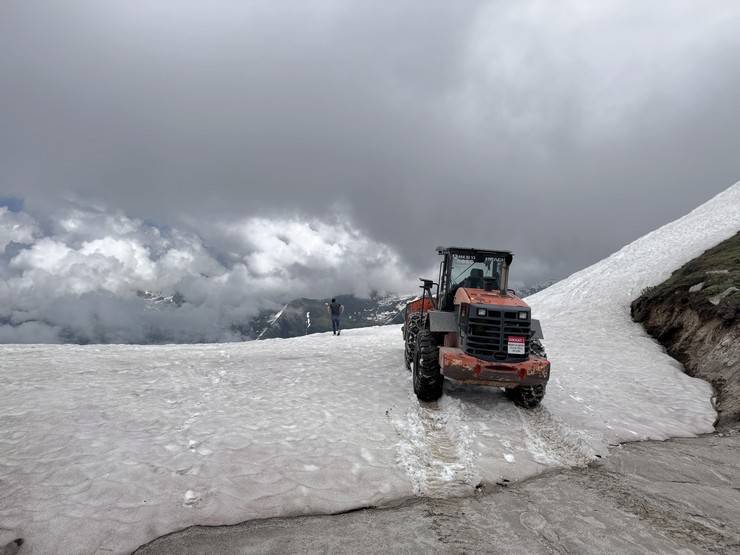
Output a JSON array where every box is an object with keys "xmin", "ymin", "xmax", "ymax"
[{"xmin": 507, "ymin": 336, "xmax": 525, "ymax": 355}]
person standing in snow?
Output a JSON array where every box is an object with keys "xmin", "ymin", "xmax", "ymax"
[{"xmin": 327, "ymin": 298, "xmax": 344, "ymax": 335}]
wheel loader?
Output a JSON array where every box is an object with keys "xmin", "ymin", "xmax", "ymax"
[{"xmin": 402, "ymin": 247, "xmax": 550, "ymax": 407}]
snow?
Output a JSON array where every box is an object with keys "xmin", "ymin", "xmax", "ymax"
[
  {"xmin": 1, "ymin": 183, "xmax": 739, "ymax": 553},
  {"xmin": 256, "ymin": 303, "xmax": 288, "ymax": 339}
]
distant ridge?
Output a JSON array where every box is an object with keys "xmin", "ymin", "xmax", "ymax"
[{"xmin": 252, "ymin": 294, "xmax": 415, "ymax": 339}]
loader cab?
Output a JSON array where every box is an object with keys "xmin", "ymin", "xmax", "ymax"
[{"xmin": 436, "ymin": 247, "xmax": 513, "ymax": 311}]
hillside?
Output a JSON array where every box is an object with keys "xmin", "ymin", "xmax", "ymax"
[{"xmin": 632, "ymin": 231, "xmax": 739, "ymax": 427}]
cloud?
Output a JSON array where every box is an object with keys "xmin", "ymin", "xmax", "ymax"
[
  {"xmin": 1, "ymin": 0, "xmax": 739, "ymax": 338},
  {"xmin": 0, "ymin": 207, "xmax": 38, "ymax": 251},
  {"xmin": 222, "ymin": 216, "xmax": 409, "ymax": 293},
  {"xmin": 0, "ymin": 203, "xmax": 411, "ymax": 343}
]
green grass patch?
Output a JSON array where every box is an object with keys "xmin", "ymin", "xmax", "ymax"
[{"xmin": 634, "ymin": 231, "xmax": 740, "ymax": 322}]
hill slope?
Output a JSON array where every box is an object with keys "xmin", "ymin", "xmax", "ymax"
[{"xmin": 631, "ymin": 231, "xmax": 739, "ymax": 427}]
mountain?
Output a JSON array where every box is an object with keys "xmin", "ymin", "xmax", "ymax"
[
  {"xmin": 54, "ymin": 281, "xmax": 553, "ymax": 344},
  {"xmin": 132, "ymin": 276, "xmax": 557, "ymax": 343},
  {"xmin": 253, "ymin": 293, "xmax": 416, "ymax": 339},
  {"xmin": 136, "ymin": 289, "xmax": 186, "ymax": 307},
  {"xmin": 518, "ymin": 280, "xmax": 556, "ymax": 298},
  {"xmin": 130, "ymin": 290, "xmax": 415, "ymax": 342}
]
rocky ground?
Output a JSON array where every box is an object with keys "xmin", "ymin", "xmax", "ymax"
[{"xmin": 135, "ymin": 431, "xmax": 740, "ymax": 554}]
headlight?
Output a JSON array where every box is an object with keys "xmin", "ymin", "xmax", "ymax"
[
  {"xmin": 518, "ymin": 311, "xmax": 528, "ymax": 319},
  {"xmin": 477, "ymin": 308, "xmax": 487, "ymax": 317}
]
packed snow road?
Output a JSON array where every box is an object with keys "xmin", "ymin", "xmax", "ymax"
[
  {"xmin": 0, "ymin": 327, "xmax": 714, "ymax": 554},
  {"xmin": 2, "ymin": 182, "xmax": 739, "ymax": 555}
]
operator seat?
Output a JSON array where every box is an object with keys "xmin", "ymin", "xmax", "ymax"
[
  {"xmin": 483, "ymin": 276, "xmax": 500, "ymax": 291},
  {"xmin": 464, "ymin": 268, "xmax": 485, "ymax": 289}
]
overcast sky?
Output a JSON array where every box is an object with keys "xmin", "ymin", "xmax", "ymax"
[{"xmin": 1, "ymin": 1, "xmax": 739, "ymax": 342}]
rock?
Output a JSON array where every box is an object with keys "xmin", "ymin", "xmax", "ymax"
[
  {"xmin": 717, "ymin": 301, "xmax": 738, "ymax": 322},
  {"xmin": 688, "ymin": 282, "xmax": 704, "ymax": 293},
  {"xmin": 1, "ymin": 539, "xmax": 24, "ymax": 555},
  {"xmin": 709, "ymin": 286, "xmax": 739, "ymax": 306}
]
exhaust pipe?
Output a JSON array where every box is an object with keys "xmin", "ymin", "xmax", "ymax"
[{"xmin": 500, "ymin": 254, "xmax": 513, "ymax": 296}]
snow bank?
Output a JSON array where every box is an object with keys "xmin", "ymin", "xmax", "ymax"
[
  {"xmin": 1, "ymin": 182, "xmax": 738, "ymax": 553},
  {"xmin": 527, "ymin": 180, "xmax": 740, "ymax": 444}
]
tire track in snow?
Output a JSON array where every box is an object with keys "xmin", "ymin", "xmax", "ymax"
[
  {"xmin": 390, "ymin": 394, "xmax": 479, "ymax": 497},
  {"xmin": 390, "ymin": 383, "xmax": 597, "ymax": 498},
  {"xmin": 517, "ymin": 405, "xmax": 598, "ymax": 467}
]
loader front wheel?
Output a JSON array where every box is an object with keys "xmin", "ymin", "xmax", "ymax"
[
  {"xmin": 506, "ymin": 384, "xmax": 546, "ymax": 408},
  {"xmin": 413, "ymin": 329, "xmax": 443, "ymax": 402}
]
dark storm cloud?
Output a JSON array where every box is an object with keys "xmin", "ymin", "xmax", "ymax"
[{"xmin": 2, "ymin": 0, "xmax": 740, "ymax": 288}]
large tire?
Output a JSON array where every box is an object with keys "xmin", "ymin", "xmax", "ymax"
[
  {"xmin": 413, "ymin": 329, "xmax": 444, "ymax": 402},
  {"xmin": 404, "ymin": 313, "xmax": 422, "ymax": 370},
  {"xmin": 506, "ymin": 384, "xmax": 546, "ymax": 408},
  {"xmin": 505, "ymin": 337, "xmax": 547, "ymax": 408}
]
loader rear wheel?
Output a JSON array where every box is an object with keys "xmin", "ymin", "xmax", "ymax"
[
  {"xmin": 404, "ymin": 313, "xmax": 422, "ymax": 370},
  {"xmin": 413, "ymin": 329, "xmax": 443, "ymax": 402},
  {"xmin": 506, "ymin": 384, "xmax": 546, "ymax": 409}
]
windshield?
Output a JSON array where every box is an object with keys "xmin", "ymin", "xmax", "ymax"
[{"xmin": 449, "ymin": 253, "xmax": 503, "ymax": 289}]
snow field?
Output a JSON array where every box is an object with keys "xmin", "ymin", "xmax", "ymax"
[
  {"xmin": 1, "ymin": 182, "xmax": 739, "ymax": 553},
  {"xmin": 527, "ymin": 181, "xmax": 740, "ymax": 445},
  {"xmin": 1, "ymin": 333, "xmax": 413, "ymax": 554}
]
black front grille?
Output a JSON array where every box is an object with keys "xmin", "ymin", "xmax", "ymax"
[{"xmin": 463, "ymin": 306, "xmax": 530, "ymax": 362}]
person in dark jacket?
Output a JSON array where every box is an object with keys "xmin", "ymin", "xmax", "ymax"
[{"xmin": 327, "ymin": 298, "xmax": 344, "ymax": 335}]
